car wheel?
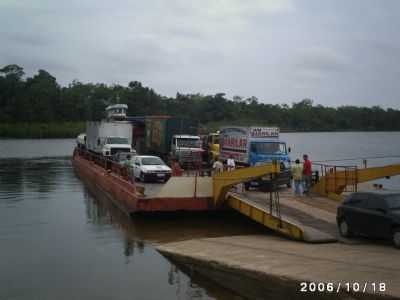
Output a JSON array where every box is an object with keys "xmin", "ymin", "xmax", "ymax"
[
  {"xmin": 140, "ymin": 172, "xmax": 145, "ymax": 182},
  {"xmin": 338, "ymin": 219, "xmax": 352, "ymax": 238},
  {"xmin": 393, "ymin": 229, "xmax": 400, "ymax": 248}
]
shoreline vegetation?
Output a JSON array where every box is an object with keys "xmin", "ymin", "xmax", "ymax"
[
  {"xmin": 1, "ymin": 122, "xmax": 399, "ymax": 139},
  {"xmin": 1, "ymin": 64, "xmax": 400, "ymax": 138},
  {"xmin": 0, "ymin": 122, "xmax": 85, "ymax": 139}
]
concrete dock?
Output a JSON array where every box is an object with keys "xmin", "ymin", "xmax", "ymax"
[
  {"xmin": 157, "ymin": 234, "xmax": 400, "ymax": 299},
  {"xmin": 157, "ymin": 190, "xmax": 400, "ymax": 299}
]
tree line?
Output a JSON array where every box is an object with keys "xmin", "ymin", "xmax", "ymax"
[{"xmin": 1, "ymin": 64, "xmax": 399, "ymax": 137}]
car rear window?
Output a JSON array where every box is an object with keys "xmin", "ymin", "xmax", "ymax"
[{"xmin": 384, "ymin": 195, "xmax": 400, "ymax": 209}]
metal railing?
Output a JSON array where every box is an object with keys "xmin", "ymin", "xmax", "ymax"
[
  {"xmin": 74, "ymin": 148, "xmax": 130, "ymax": 180},
  {"xmin": 312, "ymin": 162, "xmax": 358, "ymax": 194}
]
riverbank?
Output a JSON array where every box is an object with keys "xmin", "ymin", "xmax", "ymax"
[
  {"xmin": 157, "ymin": 235, "xmax": 400, "ymax": 300},
  {"xmin": 0, "ymin": 122, "xmax": 85, "ymax": 138},
  {"xmin": 1, "ymin": 121, "xmax": 399, "ymax": 139}
]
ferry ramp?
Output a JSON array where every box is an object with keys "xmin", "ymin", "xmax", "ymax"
[
  {"xmin": 212, "ymin": 164, "xmax": 338, "ymax": 243},
  {"xmin": 226, "ymin": 191, "xmax": 338, "ymax": 243},
  {"xmin": 213, "ymin": 162, "xmax": 400, "ymax": 243}
]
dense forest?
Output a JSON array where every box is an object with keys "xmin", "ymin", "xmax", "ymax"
[{"xmin": 1, "ymin": 64, "xmax": 399, "ymax": 137}]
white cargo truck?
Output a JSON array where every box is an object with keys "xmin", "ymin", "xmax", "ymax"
[{"xmin": 86, "ymin": 121, "xmax": 132, "ymax": 156}]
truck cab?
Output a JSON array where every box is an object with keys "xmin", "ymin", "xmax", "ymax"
[
  {"xmin": 203, "ymin": 132, "xmax": 220, "ymax": 164},
  {"xmin": 248, "ymin": 139, "xmax": 291, "ymax": 189},
  {"xmin": 100, "ymin": 136, "xmax": 132, "ymax": 157},
  {"xmin": 249, "ymin": 140, "xmax": 290, "ymax": 167},
  {"xmin": 171, "ymin": 135, "xmax": 203, "ymax": 166}
]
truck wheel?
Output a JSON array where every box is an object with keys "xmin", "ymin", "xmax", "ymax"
[{"xmin": 393, "ymin": 229, "xmax": 400, "ymax": 248}]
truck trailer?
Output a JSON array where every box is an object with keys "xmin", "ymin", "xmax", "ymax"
[
  {"xmin": 86, "ymin": 121, "xmax": 133, "ymax": 156},
  {"xmin": 130, "ymin": 116, "xmax": 203, "ymax": 166}
]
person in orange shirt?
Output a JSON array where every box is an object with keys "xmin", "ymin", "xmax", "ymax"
[{"xmin": 171, "ymin": 158, "xmax": 183, "ymax": 176}]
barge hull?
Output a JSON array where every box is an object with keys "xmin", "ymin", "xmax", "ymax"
[{"xmin": 72, "ymin": 153, "xmax": 213, "ymax": 214}]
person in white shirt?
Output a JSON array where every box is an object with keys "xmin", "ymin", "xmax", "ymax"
[
  {"xmin": 227, "ymin": 155, "xmax": 236, "ymax": 171},
  {"xmin": 212, "ymin": 157, "xmax": 224, "ymax": 175}
]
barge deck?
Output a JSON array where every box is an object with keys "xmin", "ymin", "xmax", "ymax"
[{"xmin": 72, "ymin": 152, "xmax": 214, "ymax": 214}]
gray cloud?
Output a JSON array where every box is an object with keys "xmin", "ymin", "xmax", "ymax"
[{"xmin": 0, "ymin": 0, "xmax": 399, "ymax": 108}]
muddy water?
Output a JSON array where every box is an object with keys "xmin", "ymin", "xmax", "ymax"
[
  {"xmin": 1, "ymin": 133, "xmax": 399, "ymax": 300},
  {"xmin": 0, "ymin": 140, "xmax": 259, "ymax": 300}
]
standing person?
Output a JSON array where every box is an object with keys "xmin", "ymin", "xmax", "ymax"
[
  {"xmin": 303, "ymin": 154, "xmax": 312, "ymax": 194},
  {"xmin": 122, "ymin": 154, "xmax": 132, "ymax": 168},
  {"xmin": 122, "ymin": 154, "xmax": 133, "ymax": 182},
  {"xmin": 291, "ymin": 159, "xmax": 303, "ymax": 196},
  {"xmin": 212, "ymin": 157, "xmax": 224, "ymax": 175},
  {"xmin": 227, "ymin": 155, "xmax": 236, "ymax": 171},
  {"xmin": 171, "ymin": 158, "xmax": 183, "ymax": 176}
]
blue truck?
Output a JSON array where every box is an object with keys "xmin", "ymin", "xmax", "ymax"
[{"xmin": 219, "ymin": 126, "xmax": 291, "ymax": 190}]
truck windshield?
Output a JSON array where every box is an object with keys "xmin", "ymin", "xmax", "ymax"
[
  {"xmin": 177, "ymin": 138, "xmax": 201, "ymax": 148},
  {"xmin": 250, "ymin": 142, "xmax": 286, "ymax": 155},
  {"xmin": 142, "ymin": 157, "xmax": 164, "ymax": 165},
  {"xmin": 107, "ymin": 137, "xmax": 128, "ymax": 144}
]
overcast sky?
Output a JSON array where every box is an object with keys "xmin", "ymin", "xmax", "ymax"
[{"xmin": 1, "ymin": 0, "xmax": 399, "ymax": 108}]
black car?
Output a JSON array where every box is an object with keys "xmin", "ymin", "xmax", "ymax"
[{"xmin": 337, "ymin": 191, "xmax": 400, "ymax": 248}]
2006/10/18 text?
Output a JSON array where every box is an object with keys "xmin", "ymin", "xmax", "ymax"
[{"xmin": 300, "ymin": 282, "xmax": 386, "ymax": 293}]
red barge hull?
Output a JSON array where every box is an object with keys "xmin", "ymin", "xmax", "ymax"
[{"xmin": 72, "ymin": 152, "xmax": 214, "ymax": 214}]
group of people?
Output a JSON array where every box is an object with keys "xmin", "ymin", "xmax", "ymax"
[
  {"xmin": 291, "ymin": 154, "xmax": 312, "ymax": 196},
  {"xmin": 212, "ymin": 155, "xmax": 235, "ymax": 174}
]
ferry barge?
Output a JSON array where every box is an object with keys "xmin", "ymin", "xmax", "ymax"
[{"xmin": 72, "ymin": 148, "xmax": 214, "ymax": 215}]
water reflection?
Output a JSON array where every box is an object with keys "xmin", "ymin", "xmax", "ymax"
[
  {"xmin": 0, "ymin": 158, "xmax": 68, "ymax": 200},
  {"xmin": 80, "ymin": 187, "xmax": 243, "ymax": 300},
  {"xmin": 0, "ymin": 157, "xmax": 243, "ymax": 300},
  {"xmin": 81, "ymin": 172, "xmax": 264, "ymax": 244},
  {"xmin": 77, "ymin": 165, "xmax": 263, "ymax": 299}
]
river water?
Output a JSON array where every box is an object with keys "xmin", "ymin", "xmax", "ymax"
[{"xmin": 0, "ymin": 132, "xmax": 399, "ymax": 300}]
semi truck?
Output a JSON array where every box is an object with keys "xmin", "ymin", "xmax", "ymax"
[
  {"xmin": 219, "ymin": 126, "xmax": 291, "ymax": 189},
  {"xmin": 86, "ymin": 121, "xmax": 133, "ymax": 156},
  {"xmin": 130, "ymin": 116, "xmax": 203, "ymax": 167}
]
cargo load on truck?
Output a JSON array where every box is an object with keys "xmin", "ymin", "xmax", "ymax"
[
  {"xmin": 86, "ymin": 121, "xmax": 133, "ymax": 156},
  {"xmin": 219, "ymin": 126, "xmax": 291, "ymax": 189},
  {"xmin": 129, "ymin": 116, "xmax": 202, "ymax": 167}
]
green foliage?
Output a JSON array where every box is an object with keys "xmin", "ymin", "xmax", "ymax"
[
  {"xmin": 0, "ymin": 122, "xmax": 85, "ymax": 138},
  {"xmin": 1, "ymin": 64, "xmax": 400, "ymax": 138}
]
